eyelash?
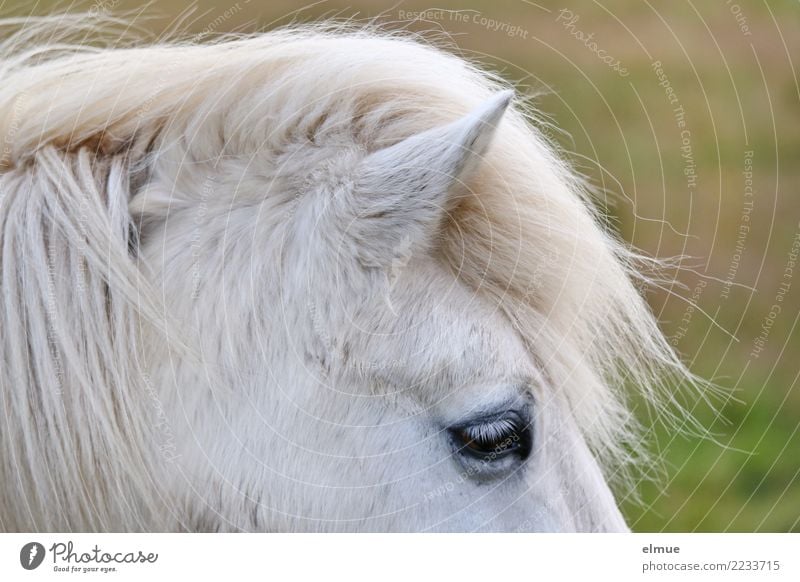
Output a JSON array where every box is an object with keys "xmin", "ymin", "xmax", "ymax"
[
  {"xmin": 451, "ymin": 413, "xmax": 532, "ymax": 461},
  {"xmin": 463, "ymin": 418, "xmax": 519, "ymax": 445}
]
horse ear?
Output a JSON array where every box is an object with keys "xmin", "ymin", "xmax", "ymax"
[{"xmin": 351, "ymin": 90, "xmax": 513, "ymax": 266}]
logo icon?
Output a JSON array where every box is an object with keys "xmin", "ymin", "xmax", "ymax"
[{"xmin": 20, "ymin": 542, "xmax": 45, "ymax": 570}]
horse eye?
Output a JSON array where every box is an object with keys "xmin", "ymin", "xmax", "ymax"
[{"xmin": 450, "ymin": 413, "xmax": 532, "ymax": 462}]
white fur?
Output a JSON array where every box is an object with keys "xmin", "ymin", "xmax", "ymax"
[{"xmin": 0, "ymin": 17, "xmax": 697, "ymax": 531}]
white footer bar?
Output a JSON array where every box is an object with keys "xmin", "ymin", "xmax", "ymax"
[{"xmin": 1, "ymin": 533, "xmax": 797, "ymax": 581}]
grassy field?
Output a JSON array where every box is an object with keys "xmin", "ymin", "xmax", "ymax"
[{"xmin": 11, "ymin": 0, "xmax": 799, "ymax": 531}]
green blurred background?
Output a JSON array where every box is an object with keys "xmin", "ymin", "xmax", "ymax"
[{"xmin": 13, "ymin": 0, "xmax": 799, "ymax": 531}]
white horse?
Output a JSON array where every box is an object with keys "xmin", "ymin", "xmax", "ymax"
[{"xmin": 0, "ymin": 18, "xmax": 695, "ymax": 532}]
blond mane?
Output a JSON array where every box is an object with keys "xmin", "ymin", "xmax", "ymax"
[{"xmin": 0, "ymin": 15, "xmax": 697, "ymax": 531}]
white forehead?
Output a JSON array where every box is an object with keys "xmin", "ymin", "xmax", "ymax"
[{"xmin": 331, "ymin": 256, "xmax": 539, "ymax": 407}]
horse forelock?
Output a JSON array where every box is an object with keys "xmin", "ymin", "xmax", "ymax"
[{"xmin": 0, "ymin": 16, "xmax": 700, "ymax": 530}]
